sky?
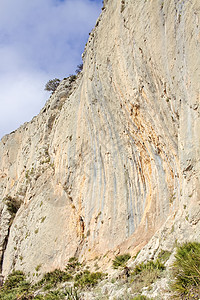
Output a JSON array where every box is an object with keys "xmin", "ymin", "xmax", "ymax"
[{"xmin": 0, "ymin": 0, "xmax": 102, "ymax": 139}]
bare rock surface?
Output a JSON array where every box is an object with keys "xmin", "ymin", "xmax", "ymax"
[{"xmin": 0, "ymin": 0, "xmax": 199, "ymax": 279}]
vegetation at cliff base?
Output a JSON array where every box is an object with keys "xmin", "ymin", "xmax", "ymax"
[
  {"xmin": 112, "ymin": 253, "xmax": 131, "ymax": 269},
  {"xmin": 65, "ymin": 256, "xmax": 81, "ymax": 274},
  {"xmin": 129, "ymin": 258, "xmax": 166, "ymax": 296},
  {"xmin": 0, "ymin": 269, "xmax": 79, "ymax": 299},
  {"xmin": 171, "ymin": 242, "xmax": 200, "ymax": 299},
  {"xmin": 0, "ymin": 256, "xmax": 105, "ymax": 299},
  {"xmin": 1, "ymin": 243, "xmax": 200, "ymax": 299},
  {"xmin": 74, "ymin": 270, "xmax": 105, "ymax": 288},
  {"xmin": 0, "ymin": 270, "xmax": 30, "ymax": 300},
  {"xmin": 35, "ymin": 269, "xmax": 73, "ymax": 289}
]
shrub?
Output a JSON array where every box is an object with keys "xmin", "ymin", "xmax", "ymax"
[
  {"xmin": 45, "ymin": 78, "xmax": 60, "ymax": 92},
  {"xmin": 129, "ymin": 259, "xmax": 165, "ymax": 294},
  {"xmin": 0, "ymin": 270, "xmax": 79, "ymax": 299},
  {"xmin": 74, "ymin": 270, "xmax": 104, "ymax": 288},
  {"xmin": 132, "ymin": 259, "xmax": 165, "ymax": 276},
  {"xmin": 75, "ymin": 63, "xmax": 83, "ymax": 74},
  {"xmin": 171, "ymin": 242, "xmax": 200, "ymax": 298},
  {"xmin": 65, "ymin": 257, "xmax": 81, "ymax": 273},
  {"xmin": 130, "ymin": 268, "xmax": 163, "ymax": 294},
  {"xmin": 68, "ymin": 75, "xmax": 77, "ymax": 84},
  {"xmin": 3, "ymin": 270, "xmax": 28, "ymax": 290},
  {"xmin": 0, "ymin": 270, "xmax": 31, "ymax": 300},
  {"xmin": 36, "ymin": 269, "xmax": 73, "ymax": 289},
  {"xmin": 112, "ymin": 253, "xmax": 131, "ymax": 269},
  {"xmin": 4, "ymin": 196, "xmax": 21, "ymax": 218}
]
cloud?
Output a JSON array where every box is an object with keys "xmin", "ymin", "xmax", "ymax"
[{"xmin": 0, "ymin": 0, "xmax": 102, "ymax": 138}]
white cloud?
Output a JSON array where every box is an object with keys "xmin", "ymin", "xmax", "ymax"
[{"xmin": 0, "ymin": 0, "xmax": 102, "ymax": 138}]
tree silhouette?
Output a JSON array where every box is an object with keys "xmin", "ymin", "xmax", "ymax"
[{"xmin": 45, "ymin": 78, "xmax": 60, "ymax": 92}]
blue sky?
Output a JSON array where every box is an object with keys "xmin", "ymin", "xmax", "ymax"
[{"xmin": 0, "ymin": 0, "xmax": 102, "ymax": 139}]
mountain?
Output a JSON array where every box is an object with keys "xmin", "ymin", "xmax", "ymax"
[{"xmin": 0, "ymin": 0, "xmax": 199, "ymax": 282}]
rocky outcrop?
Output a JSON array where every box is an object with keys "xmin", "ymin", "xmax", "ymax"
[{"xmin": 0, "ymin": 0, "xmax": 199, "ymax": 278}]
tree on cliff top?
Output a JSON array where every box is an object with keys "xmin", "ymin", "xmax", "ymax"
[{"xmin": 45, "ymin": 78, "xmax": 60, "ymax": 92}]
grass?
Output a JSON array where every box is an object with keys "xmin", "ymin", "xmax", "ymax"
[
  {"xmin": 133, "ymin": 250, "xmax": 140, "ymax": 260},
  {"xmin": 1, "ymin": 244, "xmax": 199, "ymax": 299},
  {"xmin": 112, "ymin": 253, "xmax": 131, "ymax": 269},
  {"xmin": 33, "ymin": 288, "xmax": 80, "ymax": 300},
  {"xmin": 130, "ymin": 268, "xmax": 163, "ymax": 294},
  {"xmin": 42, "ymin": 290, "xmax": 66, "ymax": 299},
  {"xmin": 35, "ymin": 264, "xmax": 42, "ymax": 272},
  {"xmin": 0, "ymin": 264, "xmax": 79, "ymax": 299},
  {"xmin": 132, "ymin": 259, "xmax": 165, "ymax": 276},
  {"xmin": 131, "ymin": 296, "xmax": 151, "ymax": 300},
  {"xmin": 130, "ymin": 259, "xmax": 165, "ymax": 294},
  {"xmin": 65, "ymin": 287, "xmax": 80, "ymax": 299},
  {"xmin": 157, "ymin": 249, "xmax": 171, "ymax": 263},
  {"xmin": 170, "ymin": 242, "xmax": 200, "ymax": 299},
  {"xmin": 41, "ymin": 216, "xmax": 46, "ymax": 223}
]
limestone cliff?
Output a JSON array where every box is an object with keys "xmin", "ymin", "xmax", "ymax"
[{"xmin": 0, "ymin": 0, "xmax": 199, "ymax": 278}]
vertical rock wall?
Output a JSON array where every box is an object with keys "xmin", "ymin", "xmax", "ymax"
[{"xmin": 0, "ymin": 0, "xmax": 199, "ymax": 277}]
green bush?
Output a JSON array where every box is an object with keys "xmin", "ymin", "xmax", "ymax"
[
  {"xmin": 112, "ymin": 253, "xmax": 131, "ymax": 269},
  {"xmin": 0, "ymin": 269, "xmax": 80, "ymax": 299},
  {"xmin": 3, "ymin": 270, "xmax": 26, "ymax": 289},
  {"xmin": 36, "ymin": 269, "xmax": 73, "ymax": 289},
  {"xmin": 68, "ymin": 75, "xmax": 77, "ymax": 84},
  {"xmin": 133, "ymin": 259, "xmax": 165, "ymax": 276},
  {"xmin": 65, "ymin": 257, "xmax": 81, "ymax": 273},
  {"xmin": 171, "ymin": 242, "xmax": 200, "ymax": 298},
  {"xmin": 0, "ymin": 270, "xmax": 31, "ymax": 300},
  {"xmin": 74, "ymin": 270, "xmax": 104, "ymax": 288},
  {"xmin": 129, "ymin": 259, "xmax": 165, "ymax": 294}
]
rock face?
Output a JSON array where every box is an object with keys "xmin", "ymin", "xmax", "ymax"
[{"xmin": 0, "ymin": 0, "xmax": 199, "ymax": 277}]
